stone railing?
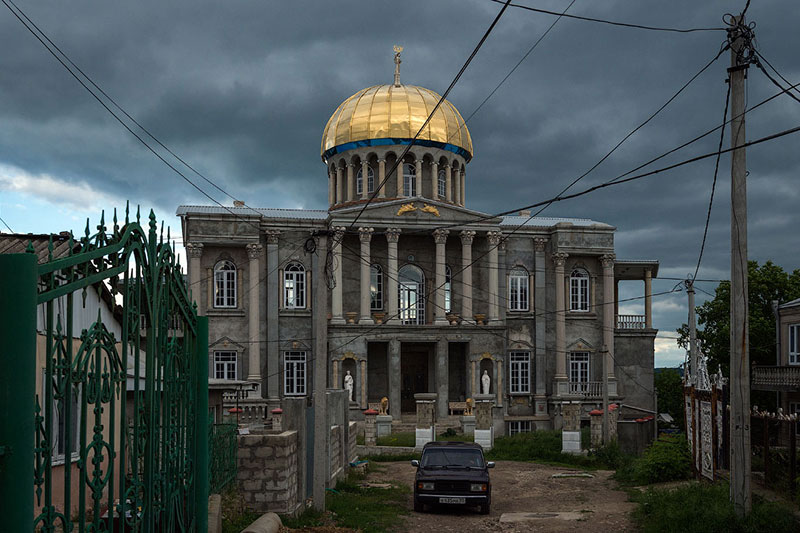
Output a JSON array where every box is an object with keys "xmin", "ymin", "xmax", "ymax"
[
  {"xmin": 223, "ymin": 398, "xmax": 271, "ymax": 425},
  {"xmin": 616, "ymin": 314, "xmax": 646, "ymax": 329},
  {"xmin": 568, "ymin": 381, "xmax": 603, "ymax": 397},
  {"xmin": 752, "ymin": 365, "xmax": 800, "ymax": 391}
]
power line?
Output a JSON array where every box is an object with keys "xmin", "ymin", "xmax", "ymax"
[
  {"xmin": 0, "ymin": 215, "xmax": 13, "ymax": 233},
  {"xmin": 753, "ymin": 49, "xmax": 800, "ymax": 107},
  {"xmin": 489, "ymin": 0, "xmax": 726, "ymax": 33}
]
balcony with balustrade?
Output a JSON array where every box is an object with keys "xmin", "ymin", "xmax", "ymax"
[
  {"xmin": 752, "ymin": 365, "xmax": 800, "ymax": 391},
  {"xmin": 563, "ymin": 380, "xmax": 618, "ymax": 398},
  {"xmin": 614, "ymin": 260, "xmax": 658, "ymax": 334}
]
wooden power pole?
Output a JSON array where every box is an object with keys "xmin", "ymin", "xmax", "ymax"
[
  {"xmin": 728, "ymin": 14, "xmax": 752, "ymax": 516},
  {"xmin": 686, "ymin": 279, "xmax": 697, "ymax": 385}
]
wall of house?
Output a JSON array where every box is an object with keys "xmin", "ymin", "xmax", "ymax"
[{"xmin": 614, "ymin": 331, "xmax": 657, "ymax": 411}]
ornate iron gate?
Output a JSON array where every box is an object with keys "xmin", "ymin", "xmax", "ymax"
[{"xmin": 0, "ymin": 207, "xmax": 209, "ymax": 532}]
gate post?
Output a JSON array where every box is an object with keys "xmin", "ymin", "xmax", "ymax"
[
  {"xmin": 194, "ymin": 315, "xmax": 209, "ymax": 531},
  {"xmin": 0, "ymin": 253, "xmax": 37, "ymax": 530}
]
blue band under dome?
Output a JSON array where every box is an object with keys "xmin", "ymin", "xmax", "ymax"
[{"xmin": 322, "ymin": 137, "xmax": 472, "ymax": 163}]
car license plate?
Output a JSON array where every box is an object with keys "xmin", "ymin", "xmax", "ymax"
[{"xmin": 439, "ymin": 497, "xmax": 466, "ymax": 504}]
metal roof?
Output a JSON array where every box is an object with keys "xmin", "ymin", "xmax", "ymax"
[
  {"xmin": 499, "ymin": 215, "xmax": 612, "ymax": 228},
  {"xmin": 779, "ymin": 297, "xmax": 800, "ymax": 309},
  {"xmin": 176, "ymin": 205, "xmax": 328, "ymax": 220}
]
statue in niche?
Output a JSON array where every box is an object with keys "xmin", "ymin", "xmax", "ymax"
[
  {"xmin": 481, "ymin": 370, "xmax": 491, "ymax": 395},
  {"xmin": 344, "ymin": 370, "xmax": 354, "ymax": 402}
]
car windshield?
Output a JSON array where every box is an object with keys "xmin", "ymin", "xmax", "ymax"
[{"xmin": 421, "ymin": 448, "xmax": 485, "ymax": 469}]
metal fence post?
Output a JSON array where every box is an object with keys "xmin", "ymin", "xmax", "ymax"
[
  {"xmin": 0, "ymin": 253, "xmax": 37, "ymax": 530},
  {"xmin": 194, "ymin": 315, "xmax": 209, "ymax": 532}
]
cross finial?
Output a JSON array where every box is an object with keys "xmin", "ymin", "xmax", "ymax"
[{"xmin": 393, "ymin": 45, "xmax": 403, "ymax": 87}]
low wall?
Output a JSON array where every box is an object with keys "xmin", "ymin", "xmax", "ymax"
[
  {"xmin": 618, "ymin": 419, "xmax": 655, "ymax": 455},
  {"xmin": 237, "ymin": 431, "xmax": 301, "ymax": 514},
  {"xmin": 356, "ymin": 444, "xmax": 416, "ymax": 457}
]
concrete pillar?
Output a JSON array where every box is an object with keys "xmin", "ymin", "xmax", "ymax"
[
  {"xmin": 431, "ymin": 161, "xmax": 439, "ymax": 199},
  {"xmin": 461, "ymin": 169, "xmax": 466, "ymax": 206},
  {"xmin": 360, "ymin": 359, "xmax": 367, "ymax": 408},
  {"xmin": 433, "ymin": 229, "xmax": 450, "ymax": 325},
  {"xmin": 331, "ymin": 228, "xmax": 346, "ymax": 325},
  {"xmin": 601, "ymin": 254, "xmax": 616, "ymax": 378},
  {"xmin": 453, "ymin": 168, "xmax": 460, "ymax": 205},
  {"xmin": 346, "ymin": 163, "xmax": 354, "ymax": 201},
  {"xmin": 361, "ymin": 160, "xmax": 370, "ymax": 200},
  {"xmin": 186, "ymin": 242, "xmax": 204, "ymax": 313},
  {"xmin": 328, "ymin": 170, "xmax": 334, "ymax": 205},
  {"xmin": 533, "ymin": 238, "xmax": 548, "ymax": 415},
  {"xmin": 496, "ymin": 360, "xmax": 503, "ymax": 407},
  {"xmin": 436, "ymin": 339, "xmax": 449, "ymax": 418},
  {"xmin": 460, "ymin": 231, "xmax": 475, "ymax": 323},
  {"xmin": 246, "ymin": 243, "xmax": 264, "ymax": 389},
  {"xmin": 470, "ymin": 359, "xmax": 476, "ymax": 398},
  {"xmin": 336, "ymin": 166, "xmax": 343, "ymax": 205},
  {"xmin": 388, "ymin": 339, "xmax": 401, "ymax": 417},
  {"xmin": 487, "ymin": 231, "xmax": 502, "ymax": 324},
  {"xmin": 445, "ymin": 165, "xmax": 452, "ymax": 203},
  {"xmin": 378, "ymin": 159, "xmax": 386, "ymax": 198},
  {"xmin": 396, "ymin": 160, "xmax": 404, "ymax": 197},
  {"xmin": 645, "ymin": 268, "xmax": 652, "ymax": 328},
  {"xmin": 415, "ymin": 158, "xmax": 423, "ymax": 197},
  {"xmin": 266, "ymin": 230, "xmax": 281, "ymax": 399},
  {"xmin": 358, "ymin": 227, "xmax": 374, "ymax": 324},
  {"xmin": 553, "ymin": 252, "xmax": 569, "ymax": 383},
  {"xmin": 385, "ymin": 228, "xmax": 401, "ymax": 325}
]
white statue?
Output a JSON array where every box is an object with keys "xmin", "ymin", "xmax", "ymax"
[
  {"xmin": 481, "ymin": 370, "xmax": 491, "ymax": 395},
  {"xmin": 344, "ymin": 370, "xmax": 354, "ymax": 402}
]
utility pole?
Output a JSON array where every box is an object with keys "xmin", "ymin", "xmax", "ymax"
[
  {"xmin": 602, "ymin": 344, "xmax": 609, "ymax": 444},
  {"xmin": 312, "ymin": 232, "xmax": 329, "ymax": 511},
  {"xmin": 728, "ymin": 14, "xmax": 752, "ymax": 516},
  {"xmin": 686, "ymin": 279, "xmax": 697, "ymax": 384}
]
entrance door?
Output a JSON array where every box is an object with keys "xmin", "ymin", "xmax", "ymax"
[{"xmin": 401, "ymin": 351, "xmax": 429, "ymax": 413}]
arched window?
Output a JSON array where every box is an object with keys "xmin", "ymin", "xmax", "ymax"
[
  {"xmin": 403, "ymin": 163, "xmax": 416, "ymax": 197},
  {"xmin": 357, "ymin": 165, "xmax": 374, "ymax": 195},
  {"xmin": 398, "ymin": 264, "xmax": 425, "ymax": 324},
  {"xmin": 284, "ymin": 262, "xmax": 306, "ymax": 309},
  {"xmin": 370, "ymin": 264, "xmax": 383, "ymax": 311},
  {"xmin": 570, "ymin": 268, "xmax": 590, "ymax": 312},
  {"xmin": 438, "ymin": 169, "xmax": 446, "ymax": 199},
  {"xmin": 213, "ymin": 260, "xmax": 237, "ymax": 308},
  {"xmin": 445, "ymin": 265, "xmax": 452, "ymax": 313},
  {"xmin": 508, "ymin": 267, "xmax": 529, "ymax": 311}
]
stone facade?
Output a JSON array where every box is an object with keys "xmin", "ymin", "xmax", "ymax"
[{"xmin": 236, "ymin": 431, "xmax": 300, "ymax": 514}]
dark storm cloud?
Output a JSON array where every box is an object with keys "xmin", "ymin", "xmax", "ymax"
[{"xmin": 2, "ymin": 0, "xmax": 799, "ymax": 356}]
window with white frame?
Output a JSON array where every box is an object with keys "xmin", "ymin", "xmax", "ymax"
[
  {"xmin": 509, "ymin": 351, "xmax": 531, "ymax": 394},
  {"xmin": 284, "ymin": 351, "xmax": 307, "ymax": 395},
  {"xmin": 213, "ymin": 260, "xmax": 237, "ymax": 308},
  {"xmin": 570, "ymin": 268, "xmax": 590, "ymax": 312},
  {"xmin": 438, "ymin": 169, "xmax": 446, "ymax": 198},
  {"xmin": 42, "ymin": 371, "xmax": 81, "ymax": 462},
  {"xmin": 284, "ymin": 262, "xmax": 306, "ymax": 309},
  {"xmin": 370, "ymin": 264, "xmax": 383, "ymax": 311},
  {"xmin": 214, "ymin": 350, "xmax": 237, "ymax": 380},
  {"xmin": 399, "ymin": 264, "xmax": 425, "ymax": 324},
  {"xmin": 403, "ymin": 163, "xmax": 416, "ymax": 197},
  {"xmin": 569, "ymin": 352, "xmax": 590, "ymax": 386},
  {"xmin": 445, "ymin": 265, "xmax": 452, "ymax": 313},
  {"xmin": 790, "ymin": 324, "xmax": 799, "ymax": 365},
  {"xmin": 508, "ymin": 267, "xmax": 529, "ymax": 311},
  {"xmin": 508, "ymin": 420, "xmax": 531, "ymax": 436},
  {"xmin": 357, "ymin": 165, "xmax": 374, "ymax": 195}
]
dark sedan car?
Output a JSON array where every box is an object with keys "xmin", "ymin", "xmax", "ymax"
[{"xmin": 411, "ymin": 441, "xmax": 494, "ymax": 514}]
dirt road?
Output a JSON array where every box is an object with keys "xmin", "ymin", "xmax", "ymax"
[{"xmin": 366, "ymin": 461, "xmax": 637, "ymax": 532}]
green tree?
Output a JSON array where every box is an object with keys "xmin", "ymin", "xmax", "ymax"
[
  {"xmin": 654, "ymin": 368, "xmax": 684, "ymax": 430},
  {"xmin": 677, "ymin": 261, "xmax": 800, "ymax": 406}
]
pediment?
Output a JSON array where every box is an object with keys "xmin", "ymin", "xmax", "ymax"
[
  {"xmin": 567, "ymin": 338, "xmax": 595, "ymax": 352},
  {"xmin": 329, "ymin": 197, "xmax": 501, "ymax": 229},
  {"xmin": 209, "ymin": 336, "xmax": 245, "ymax": 352}
]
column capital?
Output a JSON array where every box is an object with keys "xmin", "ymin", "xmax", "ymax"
[
  {"xmin": 444, "ymin": 164, "xmax": 451, "ymax": 169},
  {"xmin": 347, "ymin": 163, "xmax": 356, "ymax": 168},
  {"xmin": 431, "ymin": 160, "xmax": 438, "ymax": 167},
  {"xmin": 460, "ymin": 230, "xmax": 476, "ymax": 245},
  {"xmin": 185, "ymin": 242, "xmax": 204, "ymax": 258},
  {"xmin": 432, "ymin": 228, "xmax": 450, "ymax": 244},
  {"xmin": 265, "ymin": 230, "xmax": 281, "ymax": 245},
  {"xmin": 486, "ymin": 231, "xmax": 503, "ymax": 247},
  {"xmin": 332, "ymin": 226, "xmax": 346, "ymax": 239},
  {"xmin": 600, "ymin": 253, "xmax": 616, "ymax": 269},
  {"xmin": 246, "ymin": 243, "xmax": 264, "ymax": 259},
  {"xmin": 358, "ymin": 227, "xmax": 374, "ymax": 242},
  {"xmin": 378, "ymin": 158, "xmax": 386, "ymax": 164},
  {"xmin": 498, "ymin": 241, "xmax": 507, "ymax": 252},
  {"xmin": 385, "ymin": 227, "xmax": 402, "ymax": 243},
  {"xmin": 552, "ymin": 251, "xmax": 569, "ymax": 268},
  {"xmin": 533, "ymin": 237, "xmax": 548, "ymax": 252}
]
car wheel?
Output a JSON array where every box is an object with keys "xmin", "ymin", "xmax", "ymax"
[
  {"xmin": 414, "ymin": 498, "xmax": 425, "ymax": 513},
  {"xmin": 479, "ymin": 502, "xmax": 490, "ymax": 515}
]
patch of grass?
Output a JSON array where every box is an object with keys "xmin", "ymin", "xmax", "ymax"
[
  {"xmin": 280, "ymin": 507, "xmax": 326, "ymax": 529},
  {"xmin": 220, "ymin": 487, "xmax": 261, "ymax": 533},
  {"xmin": 631, "ymin": 482, "xmax": 798, "ymax": 533},
  {"xmin": 615, "ymin": 434, "xmax": 691, "ymax": 485},
  {"xmin": 376, "ymin": 431, "xmax": 415, "ymax": 447},
  {"xmin": 487, "ymin": 430, "xmax": 606, "ymax": 469},
  {"xmin": 356, "ymin": 433, "xmax": 365, "ymax": 445}
]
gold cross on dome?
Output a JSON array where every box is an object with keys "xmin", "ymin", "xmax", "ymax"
[{"xmin": 393, "ymin": 45, "xmax": 403, "ymax": 86}]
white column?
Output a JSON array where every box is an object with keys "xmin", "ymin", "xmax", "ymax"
[
  {"xmin": 460, "ymin": 231, "xmax": 475, "ymax": 323},
  {"xmin": 331, "ymin": 227, "xmax": 346, "ymax": 325},
  {"xmin": 415, "ymin": 158, "xmax": 423, "ymax": 197},
  {"xmin": 378, "ymin": 159, "xmax": 386, "ymax": 198},
  {"xmin": 601, "ymin": 254, "xmax": 616, "ymax": 378},
  {"xmin": 454, "ymin": 169, "xmax": 461, "ymax": 205},
  {"xmin": 361, "ymin": 160, "xmax": 370, "ymax": 200},
  {"xmin": 358, "ymin": 227, "xmax": 374, "ymax": 324},
  {"xmin": 385, "ymin": 228, "xmax": 401, "ymax": 325},
  {"xmin": 445, "ymin": 165, "xmax": 452, "ymax": 203},
  {"xmin": 433, "ymin": 229, "xmax": 450, "ymax": 325},
  {"xmin": 431, "ymin": 161, "xmax": 439, "ymax": 200},
  {"xmin": 460, "ymin": 169, "xmax": 466, "ymax": 206},
  {"xmin": 533, "ymin": 237, "xmax": 548, "ymax": 414},
  {"xmin": 185, "ymin": 242, "xmax": 204, "ymax": 313},
  {"xmin": 266, "ymin": 230, "xmax": 281, "ymax": 399},
  {"xmin": 645, "ymin": 268, "xmax": 652, "ymax": 329},
  {"xmin": 246, "ymin": 243, "xmax": 263, "ymax": 389},
  {"xmin": 346, "ymin": 163, "xmax": 355, "ymax": 201},
  {"xmin": 335, "ymin": 167, "xmax": 343, "ymax": 205},
  {"xmin": 397, "ymin": 160, "xmax": 404, "ymax": 197},
  {"xmin": 553, "ymin": 252, "xmax": 569, "ymax": 382},
  {"xmin": 328, "ymin": 170, "xmax": 334, "ymax": 206},
  {"xmin": 487, "ymin": 231, "xmax": 502, "ymax": 324}
]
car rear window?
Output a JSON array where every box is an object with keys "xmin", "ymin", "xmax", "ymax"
[{"xmin": 421, "ymin": 448, "xmax": 484, "ymax": 468}]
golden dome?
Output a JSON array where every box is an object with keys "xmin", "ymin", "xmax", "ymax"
[{"xmin": 321, "ymin": 84, "xmax": 473, "ymax": 162}]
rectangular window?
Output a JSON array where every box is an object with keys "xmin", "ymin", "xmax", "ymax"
[
  {"xmin": 790, "ymin": 324, "xmax": 800, "ymax": 365},
  {"xmin": 370, "ymin": 266, "xmax": 383, "ymax": 311},
  {"xmin": 508, "ymin": 421, "xmax": 531, "ymax": 436},
  {"xmin": 569, "ymin": 352, "xmax": 590, "ymax": 385},
  {"xmin": 42, "ymin": 371, "xmax": 81, "ymax": 462},
  {"xmin": 570, "ymin": 274, "xmax": 589, "ymax": 312},
  {"xmin": 509, "ymin": 351, "xmax": 531, "ymax": 394},
  {"xmin": 284, "ymin": 266, "xmax": 306, "ymax": 309},
  {"xmin": 508, "ymin": 271, "xmax": 529, "ymax": 311},
  {"xmin": 214, "ymin": 350, "xmax": 237, "ymax": 380},
  {"xmin": 284, "ymin": 351, "xmax": 307, "ymax": 396}
]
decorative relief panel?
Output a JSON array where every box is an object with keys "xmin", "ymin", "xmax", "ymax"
[{"xmin": 700, "ymin": 400, "xmax": 714, "ymax": 480}]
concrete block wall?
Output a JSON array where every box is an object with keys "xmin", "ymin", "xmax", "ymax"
[
  {"xmin": 236, "ymin": 431, "xmax": 300, "ymax": 514},
  {"xmin": 330, "ymin": 425, "xmax": 343, "ymax": 482}
]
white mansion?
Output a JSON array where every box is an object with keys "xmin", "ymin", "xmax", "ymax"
[{"xmin": 178, "ymin": 65, "xmax": 658, "ymax": 433}]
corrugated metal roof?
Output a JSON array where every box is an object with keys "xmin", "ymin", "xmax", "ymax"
[
  {"xmin": 0, "ymin": 232, "xmax": 74, "ymax": 264},
  {"xmin": 176, "ymin": 205, "xmax": 328, "ymax": 220},
  {"xmin": 500, "ymin": 216, "xmax": 611, "ymax": 228}
]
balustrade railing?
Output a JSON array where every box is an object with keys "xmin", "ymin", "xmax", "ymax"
[
  {"xmin": 616, "ymin": 314, "xmax": 646, "ymax": 329},
  {"xmin": 752, "ymin": 365, "xmax": 800, "ymax": 391},
  {"xmin": 568, "ymin": 381, "xmax": 603, "ymax": 396}
]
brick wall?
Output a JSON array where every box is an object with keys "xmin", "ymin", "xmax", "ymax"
[{"xmin": 236, "ymin": 431, "xmax": 300, "ymax": 514}]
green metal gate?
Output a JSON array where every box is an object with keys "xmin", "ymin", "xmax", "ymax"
[{"xmin": 0, "ymin": 207, "xmax": 208, "ymax": 532}]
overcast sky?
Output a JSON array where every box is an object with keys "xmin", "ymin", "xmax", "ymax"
[{"xmin": 1, "ymin": 0, "xmax": 798, "ymax": 367}]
